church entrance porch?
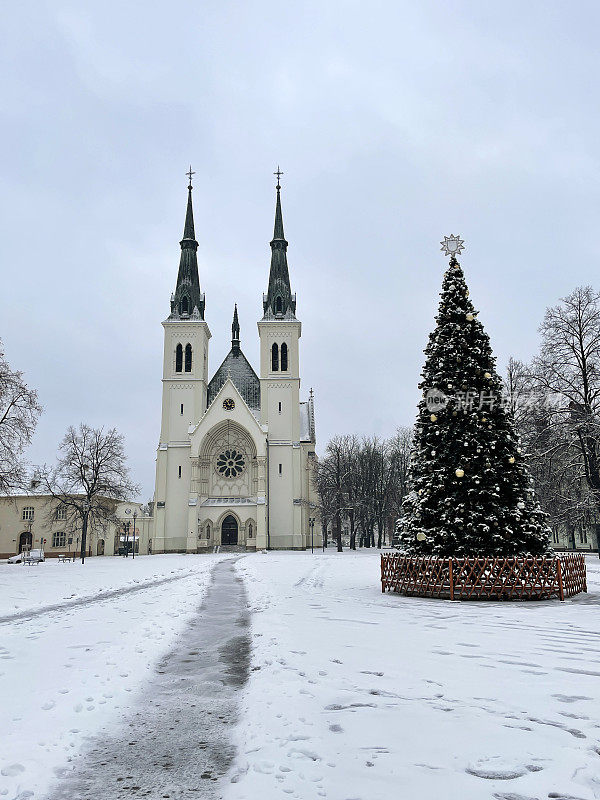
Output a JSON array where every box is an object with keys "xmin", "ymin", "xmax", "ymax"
[{"xmin": 221, "ymin": 514, "xmax": 238, "ymax": 546}]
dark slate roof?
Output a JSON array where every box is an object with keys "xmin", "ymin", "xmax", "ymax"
[
  {"xmin": 262, "ymin": 183, "xmax": 297, "ymax": 321},
  {"xmin": 207, "ymin": 349, "xmax": 261, "ymax": 411},
  {"xmin": 169, "ymin": 185, "xmax": 205, "ymax": 320}
]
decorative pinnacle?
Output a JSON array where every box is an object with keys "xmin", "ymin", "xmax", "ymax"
[
  {"xmin": 274, "ymin": 165, "xmax": 283, "ymax": 190},
  {"xmin": 440, "ymin": 234, "xmax": 465, "ymax": 259},
  {"xmin": 186, "ymin": 165, "xmax": 195, "ymax": 189}
]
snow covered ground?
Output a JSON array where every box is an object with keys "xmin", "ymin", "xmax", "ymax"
[
  {"xmin": 1, "ymin": 550, "xmax": 599, "ymax": 800},
  {"xmin": 229, "ymin": 551, "xmax": 600, "ymax": 800},
  {"xmin": 0, "ymin": 554, "xmax": 230, "ymax": 800}
]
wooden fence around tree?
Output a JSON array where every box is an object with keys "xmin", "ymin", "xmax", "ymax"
[{"xmin": 381, "ymin": 553, "xmax": 587, "ymax": 601}]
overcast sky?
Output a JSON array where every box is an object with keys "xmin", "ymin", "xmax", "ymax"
[{"xmin": 1, "ymin": 1, "xmax": 599, "ymax": 499}]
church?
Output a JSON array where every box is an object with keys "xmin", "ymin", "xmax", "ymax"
[{"xmin": 151, "ymin": 172, "xmax": 319, "ymax": 552}]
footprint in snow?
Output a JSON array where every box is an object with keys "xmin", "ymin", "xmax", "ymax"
[
  {"xmin": 41, "ymin": 701, "xmax": 55, "ymax": 711},
  {"xmin": 1, "ymin": 763, "xmax": 25, "ymax": 777}
]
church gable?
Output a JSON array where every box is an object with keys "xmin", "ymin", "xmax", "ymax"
[
  {"xmin": 207, "ymin": 305, "xmax": 260, "ymax": 411},
  {"xmin": 207, "ymin": 350, "xmax": 260, "ymax": 411}
]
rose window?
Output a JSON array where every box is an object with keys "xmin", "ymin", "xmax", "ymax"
[{"xmin": 216, "ymin": 449, "xmax": 246, "ymax": 478}]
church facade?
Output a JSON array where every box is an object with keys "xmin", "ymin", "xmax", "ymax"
[{"xmin": 151, "ymin": 175, "xmax": 319, "ymax": 552}]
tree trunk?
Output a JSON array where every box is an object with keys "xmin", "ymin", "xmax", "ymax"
[
  {"xmin": 80, "ymin": 509, "xmax": 89, "ymax": 564},
  {"xmin": 335, "ymin": 513, "xmax": 343, "ymax": 552}
]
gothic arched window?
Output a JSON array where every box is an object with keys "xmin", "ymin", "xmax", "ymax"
[
  {"xmin": 175, "ymin": 343, "xmax": 183, "ymax": 373},
  {"xmin": 280, "ymin": 342, "xmax": 288, "ymax": 371},
  {"xmin": 275, "ymin": 296, "xmax": 283, "ymax": 314},
  {"xmin": 181, "ymin": 296, "xmax": 189, "ymax": 315},
  {"xmin": 271, "ymin": 342, "xmax": 279, "ymax": 371},
  {"xmin": 185, "ymin": 343, "xmax": 192, "ymax": 372}
]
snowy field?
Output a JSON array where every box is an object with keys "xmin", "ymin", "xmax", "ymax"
[
  {"xmin": 229, "ymin": 551, "xmax": 600, "ymax": 800},
  {"xmin": 0, "ymin": 554, "xmax": 231, "ymax": 799},
  {"xmin": 1, "ymin": 551, "xmax": 599, "ymax": 800}
]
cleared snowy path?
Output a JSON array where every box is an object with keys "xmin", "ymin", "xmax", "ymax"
[
  {"xmin": 45, "ymin": 558, "xmax": 250, "ymax": 800},
  {"xmin": 0, "ymin": 555, "xmax": 230, "ymax": 799}
]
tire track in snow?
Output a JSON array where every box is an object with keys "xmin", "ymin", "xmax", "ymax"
[{"xmin": 0, "ymin": 565, "xmax": 225, "ymax": 625}]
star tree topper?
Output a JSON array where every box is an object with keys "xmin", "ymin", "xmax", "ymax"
[{"xmin": 440, "ymin": 234, "xmax": 465, "ymax": 258}]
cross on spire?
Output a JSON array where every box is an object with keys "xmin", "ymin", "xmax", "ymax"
[
  {"xmin": 186, "ymin": 165, "xmax": 195, "ymax": 189},
  {"xmin": 274, "ymin": 165, "xmax": 283, "ymax": 189}
]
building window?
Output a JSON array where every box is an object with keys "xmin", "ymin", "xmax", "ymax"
[
  {"xmin": 248, "ymin": 523, "xmax": 253, "ymax": 538},
  {"xmin": 181, "ymin": 296, "xmax": 189, "ymax": 315},
  {"xmin": 55, "ymin": 506, "xmax": 66, "ymax": 520},
  {"xmin": 278, "ymin": 463, "xmax": 282, "ymax": 475},
  {"xmin": 52, "ymin": 531, "xmax": 66, "ymax": 548},
  {"xmin": 278, "ymin": 401, "xmax": 282, "ymax": 413},
  {"xmin": 185, "ymin": 343, "xmax": 192, "ymax": 372},
  {"xmin": 216, "ymin": 449, "xmax": 246, "ymax": 478},
  {"xmin": 180, "ymin": 403, "xmax": 184, "ymax": 415},
  {"xmin": 175, "ymin": 343, "xmax": 183, "ymax": 373},
  {"xmin": 178, "ymin": 465, "xmax": 182, "ymax": 479},
  {"xmin": 206, "ymin": 523, "xmax": 211, "ymax": 539},
  {"xmin": 275, "ymin": 296, "xmax": 283, "ymax": 314},
  {"xmin": 280, "ymin": 342, "xmax": 288, "ymax": 371},
  {"xmin": 271, "ymin": 342, "xmax": 279, "ymax": 371},
  {"xmin": 22, "ymin": 506, "xmax": 34, "ymax": 521}
]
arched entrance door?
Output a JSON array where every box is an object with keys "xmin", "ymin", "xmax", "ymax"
[
  {"xmin": 97, "ymin": 539, "xmax": 105, "ymax": 556},
  {"xmin": 19, "ymin": 531, "xmax": 32, "ymax": 553},
  {"xmin": 221, "ymin": 515, "xmax": 238, "ymax": 546}
]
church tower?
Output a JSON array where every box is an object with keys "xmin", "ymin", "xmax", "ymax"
[
  {"xmin": 258, "ymin": 172, "xmax": 305, "ymax": 549},
  {"xmin": 153, "ymin": 171, "xmax": 211, "ymax": 553}
]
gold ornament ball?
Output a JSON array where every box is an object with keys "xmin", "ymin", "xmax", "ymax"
[
  {"xmin": 416, "ymin": 532, "xmax": 427, "ymax": 542},
  {"xmin": 466, "ymin": 312, "xmax": 474, "ymax": 321},
  {"xmin": 484, "ymin": 372, "xmax": 492, "ymax": 379},
  {"xmin": 509, "ymin": 456, "xmax": 515, "ymax": 464},
  {"xmin": 430, "ymin": 414, "xmax": 437, "ymax": 422},
  {"xmin": 455, "ymin": 468, "xmax": 465, "ymax": 478}
]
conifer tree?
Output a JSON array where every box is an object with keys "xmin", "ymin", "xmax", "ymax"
[{"xmin": 397, "ymin": 243, "xmax": 551, "ymax": 556}]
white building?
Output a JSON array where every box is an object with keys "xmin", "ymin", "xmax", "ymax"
[{"xmin": 152, "ymin": 174, "xmax": 319, "ymax": 552}]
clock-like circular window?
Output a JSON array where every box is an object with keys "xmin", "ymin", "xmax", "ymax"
[{"xmin": 216, "ymin": 448, "xmax": 245, "ymax": 478}]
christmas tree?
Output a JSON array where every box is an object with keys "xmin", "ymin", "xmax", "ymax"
[{"xmin": 397, "ymin": 238, "xmax": 551, "ymax": 557}]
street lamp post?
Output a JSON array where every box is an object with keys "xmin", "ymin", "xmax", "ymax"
[
  {"xmin": 123, "ymin": 521, "xmax": 130, "ymax": 557},
  {"xmin": 132, "ymin": 511, "xmax": 138, "ymax": 560},
  {"xmin": 309, "ymin": 517, "xmax": 315, "ymax": 554}
]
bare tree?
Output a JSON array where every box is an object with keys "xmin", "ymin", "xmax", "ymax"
[
  {"xmin": 35, "ymin": 424, "xmax": 139, "ymax": 563},
  {"xmin": 388, "ymin": 426, "xmax": 413, "ymax": 533},
  {"xmin": 530, "ymin": 286, "xmax": 600, "ymax": 526},
  {"xmin": 0, "ymin": 340, "xmax": 42, "ymax": 493},
  {"xmin": 315, "ymin": 436, "xmax": 352, "ymax": 552}
]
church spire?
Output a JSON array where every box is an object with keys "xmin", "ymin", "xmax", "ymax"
[
  {"xmin": 262, "ymin": 168, "xmax": 296, "ymax": 320},
  {"xmin": 231, "ymin": 304, "xmax": 240, "ymax": 353},
  {"xmin": 170, "ymin": 167, "xmax": 205, "ymax": 320}
]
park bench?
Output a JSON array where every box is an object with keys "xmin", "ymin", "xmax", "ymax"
[{"xmin": 57, "ymin": 554, "xmax": 72, "ymax": 563}]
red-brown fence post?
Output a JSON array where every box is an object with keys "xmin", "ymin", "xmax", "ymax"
[
  {"xmin": 449, "ymin": 557, "xmax": 454, "ymax": 601},
  {"xmin": 556, "ymin": 557, "xmax": 564, "ymax": 601},
  {"xmin": 381, "ymin": 554, "xmax": 386, "ymax": 593}
]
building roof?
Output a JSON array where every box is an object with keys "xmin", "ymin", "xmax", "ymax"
[
  {"xmin": 262, "ymin": 179, "xmax": 297, "ymax": 321},
  {"xmin": 207, "ymin": 307, "xmax": 260, "ymax": 410},
  {"xmin": 169, "ymin": 179, "xmax": 206, "ymax": 320}
]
